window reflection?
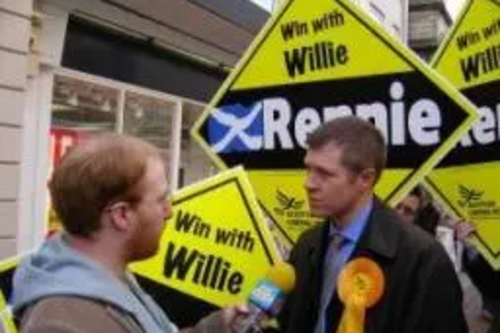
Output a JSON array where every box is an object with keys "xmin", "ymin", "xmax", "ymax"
[
  {"xmin": 123, "ymin": 91, "xmax": 173, "ymax": 151},
  {"xmin": 52, "ymin": 76, "xmax": 118, "ymax": 132}
]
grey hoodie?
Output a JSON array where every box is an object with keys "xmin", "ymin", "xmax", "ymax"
[{"xmin": 11, "ymin": 233, "xmax": 176, "ymax": 333}]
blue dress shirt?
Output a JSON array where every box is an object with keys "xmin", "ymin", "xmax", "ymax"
[{"xmin": 314, "ymin": 198, "xmax": 373, "ymax": 333}]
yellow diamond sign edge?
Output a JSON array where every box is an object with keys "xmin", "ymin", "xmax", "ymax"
[
  {"xmin": 0, "ymin": 254, "xmax": 25, "ymax": 333},
  {"xmin": 0, "ymin": 292, "xmax": 17, "ymax": 333}
]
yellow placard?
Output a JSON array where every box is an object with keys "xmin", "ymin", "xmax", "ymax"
[
  {"xmin": 426, "ymin": 165, "xmax": 500, "ymax": 269},
  {"xmin": 192, "ymin": 0, "xmax": 478, "ymax": 244},
  {"xmin": 0, "ymin": 292, "xmax": 17, "ymax": 333},
  {"xmin": 249, "ymin": 171, "xmax": 318, "ymax": 244},
  {"xmin": 0, "ymin": 255, "xmax": 21, "ymax": 333},
  {"xmin": 427, "ymin": 0, "xmax": 500, "ymax": 270},
  {"xmin": 231, "ymin": 0, "xmax": 412, "ymax": 90},
  {"xmin": 131, "ymin": 167, "xmax": 281, "ymax": 307},
  {"xmin": 432, "ymin": 0, "xmax": 500, "ymax": 90}
]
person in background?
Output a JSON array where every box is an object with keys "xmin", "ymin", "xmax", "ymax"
[
  {"xmin": 413, "ymin": 202, "xmax": 440, "ymax": 236},
  {"xmin": 395, "ymin": 186, "xmax": 425, "ymax": 225},
  {"xmin": 395, "ymin": 185, "xmax": 439, "ymax": 236},
  {"xmin": 396, "ymin": 187, "xmax": 460, "ymax": 269},
  {"xmin": 278, "ymin": 116, "xmax": 466, "ymax": 333},
  {"xmin": 11, "ymin": 134, "xmax": 245, "ymax": 333},
  {"xmin": 455, "ymin": 221, "xmax": 500, "ymax": 333}
]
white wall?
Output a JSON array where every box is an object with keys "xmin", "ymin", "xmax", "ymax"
[
  {"xmin": 358, "ymin": 0, "xmax": 408, "ymax": 42},
  {"xmin": 0, "ymin": 0, "xmax": 32, "ymax": 259}
]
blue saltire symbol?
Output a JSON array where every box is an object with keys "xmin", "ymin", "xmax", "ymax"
[{"xmin": 208, "ymin": 102, "xmax": 264, "ymax": 153}]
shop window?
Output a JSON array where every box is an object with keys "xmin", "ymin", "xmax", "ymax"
[
  {"xmin": 368, "ymin": 2, "xmax": 386, "ymax": 25},
  {"xmin": 179, "ymin": 102, "xmax": 218, "ymax": 188},
  {"xmin": 48, "ymin": 71, "xmax": 218, "ymax": 233},
  {"xmin": 123, "ymin": 92, "xmax": 173, "ymax": 149},
  {"xmin": 49, "ymin": 75, "xmax": 121, "ymax": 233},
  {"xmin": 52, "ymin": 76, "xmax": 118, "ymax": 132},
  {"xmin": 392, "ymin": 24, "xmax": 401, "ymax": 39}
]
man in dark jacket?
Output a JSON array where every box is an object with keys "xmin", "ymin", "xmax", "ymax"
[{"xmin": 278, "ymin": 117, "xmax": 467, "ymax": 333}]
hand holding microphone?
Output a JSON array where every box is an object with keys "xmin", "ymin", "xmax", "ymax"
[{"xmin": 233, "ymin": 261, "xmax": 296, "ymax": 333}]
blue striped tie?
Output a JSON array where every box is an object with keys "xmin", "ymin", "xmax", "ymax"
[{"xmin": 315, "ymin": 233, "xmax": 347, "ymax": 333}]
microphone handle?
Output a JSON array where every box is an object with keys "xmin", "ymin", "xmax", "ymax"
[{"xmin": 232, "ymin": 305, "xmax": 267, "ymax": 333}]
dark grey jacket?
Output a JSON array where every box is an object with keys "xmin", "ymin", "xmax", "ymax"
[{"xmin": 279, "ymin": 199, "xmax": 467, "ymax": 333}]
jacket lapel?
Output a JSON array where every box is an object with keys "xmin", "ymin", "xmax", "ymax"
[
  {"xmin": 355, "ymin": 199, "xmax": 400, "ymax": 260},
  {"xmin": 305, "ymin": 222, "xmax": 331, "ymax": 331}
]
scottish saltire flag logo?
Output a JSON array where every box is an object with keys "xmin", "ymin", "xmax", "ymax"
[{"xmin": 208, "ymin": 102, "xmax": 264, "ymax": 153}]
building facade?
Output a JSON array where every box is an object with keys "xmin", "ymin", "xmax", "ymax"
[
  {"xmin": 408, "ymin": 0, "xmax": 452, "ymax": 60},
  {"xmin": 0, "ymin": 0, "xmax": 32, "ymax": 258},
  {"xmin": 355, "ymin": 0, "xmax": 409, "ymax": 42}
]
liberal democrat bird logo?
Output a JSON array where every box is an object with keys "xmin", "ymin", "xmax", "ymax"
[
  {"xmin": 458, "ymin": 185, "xmax": 483, "ymax": 208},
  {"xmin": 276, "ymin": 190, "xmax": 304, "ymax": 211}
]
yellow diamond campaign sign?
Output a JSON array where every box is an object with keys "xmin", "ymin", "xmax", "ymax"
[
  {"xmin": 0, "ymin": 254, "xmax": 23, "ymax": 332},
  {"xmin": 192, "ymin": 0, "xmax": 478, "ymax": 244},
  {"xmin": 131, "ymin": 167, "xmax": 280, "ymax": 307},
  {"xmin": 425, "ymin": 0, "xmax": 500, "ymax": 269},
  {"xmin": 0, "ymin": 291, "xmax": 16, "ymax": 333}
]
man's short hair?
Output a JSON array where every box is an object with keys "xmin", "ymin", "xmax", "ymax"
[
  {"xmin": 49, "ymin": 134, "xmax": 162, "ymax": 237},
  {"xmin": 306, "ymin": 116, "xmax": 386, "ymax": 182}
]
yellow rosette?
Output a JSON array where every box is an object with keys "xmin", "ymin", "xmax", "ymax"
[{"xmin": 336, "ymin": 257, "xmax": 385, "ymax": 333}]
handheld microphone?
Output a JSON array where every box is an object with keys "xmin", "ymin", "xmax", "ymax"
[{"xmin": 233, "ymin": 262, "xmax": 296, "ymax": 333}]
